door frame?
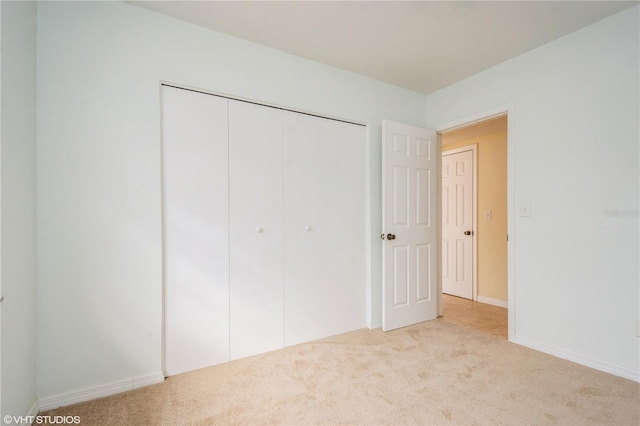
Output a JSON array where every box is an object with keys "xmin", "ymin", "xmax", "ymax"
[
  {"xmin": 160, "ymin": 81, "xmax": 373, "ymax": 371},
  {"xmin": 435, "ymin": 104, "xmax": 515, "ymax": 342},
  {"xmin": 441, "ymin": 144, "xmax": 478, "ymax": 301}
]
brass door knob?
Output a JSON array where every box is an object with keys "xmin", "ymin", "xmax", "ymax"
[
  {"xmin": 386, "ymin": 234, "xmax": 396, "ymax": 240},
  {"xmin": 464, "ymin": 231, "xmax": 471, "ymax": 236}
]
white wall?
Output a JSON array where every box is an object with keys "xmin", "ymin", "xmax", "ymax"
[
  {"xmin": 426, "ymin": 6, "xmax": 639, "ymax": 379},
  {"xmin": 1, "ymin": 0, "xmax": 38, "ymax": 418},
  {"xmin": 36, "ymin": 1, "xmax": 426, "ymax": 398}
]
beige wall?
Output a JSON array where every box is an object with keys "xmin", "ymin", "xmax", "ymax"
[{"xmin": 443, "ymin": 119, "xmax": 507, "ymax": 302}]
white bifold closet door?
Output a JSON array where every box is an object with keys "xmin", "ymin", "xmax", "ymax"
[
  {"xmin": 283, "ymin": 112, "xmax": 366, "ymax": 345},
  {"xmin": 283, "ymin": 112, "xmax": 331, "ymax": 345},
  {"xmin": 228, "ymin": 100, "xmax": 284, "ymax": 360},
  {"xmin": 163, "ymin": 86, "xmax": 366, "ymax": 376},
  {"xmin": 163, "ymin": 86, "xmax": 230, "ymax": 376}
]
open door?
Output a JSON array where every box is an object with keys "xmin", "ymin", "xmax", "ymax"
[{"xmin": 382, "ymin": 120, "xmax": 438, "ymax": 331}]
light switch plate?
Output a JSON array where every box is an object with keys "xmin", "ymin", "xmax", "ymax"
[
  {"xmin": 520, "ymin": 203, "xmax": 531, "ymax": 217},
  {"xmin": 485, "ymin": 209, "xmax": 492, "ymax": 220}
]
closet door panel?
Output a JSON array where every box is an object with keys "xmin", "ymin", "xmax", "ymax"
[
  {"xmin": 163, "ymin": 86, "xmax": 230, "ymax": 375},
  {"xmin": 229, "ymin": 100, "xmax": 284, "ymax": 360},
  {"xmin": 283, "ymin": 112, "xmax": 330, "ymax": 346},
  {"xmin": 327, "ymin": 121, "xmax": 367, "ymax": 335}
]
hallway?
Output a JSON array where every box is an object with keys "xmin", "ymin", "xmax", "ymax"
[{"xmin": 441, "ymin": 294, "xmax": 507, "ymax": 339}]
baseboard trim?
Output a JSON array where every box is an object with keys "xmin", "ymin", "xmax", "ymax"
[
  {"xmin": 38, "ymin": 372, "xmax": 165, "ymax": 412},
  {"xmin": 476, "ymin": 296, "xmax": 508, "ymax": 308},
  {"xmin": 27, "ymin": 399, "xmax": 39, "ymax": 417},
  {"xmin": 370, "ymin": 319, "xmax": 382, "ymax": 329},
  {"xmin": 514, "ymin": 335, "xmax": 640, "ymax": 382}
]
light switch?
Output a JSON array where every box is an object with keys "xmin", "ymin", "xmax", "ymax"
[
  {"xmin": 484, "ymin": 209, "xmax": 492, "ymax": 220},
  {"xmin": 520, "ymin": 203, "xmax": 531, "ymax": 217}
]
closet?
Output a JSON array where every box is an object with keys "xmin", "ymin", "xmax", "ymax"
[{"xmin": 162, "ymin": 85, "xmax": 367, "ymax": 376}]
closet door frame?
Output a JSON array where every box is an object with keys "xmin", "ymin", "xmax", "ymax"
[
  {"xmin": 160, "ymin": 81, "xmax": 372, "ymax": 373},
  {"xmin": 161, "ymin": 85, "xmax": 231, "ymax": 376}
]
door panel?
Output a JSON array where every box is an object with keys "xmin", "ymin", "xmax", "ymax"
[
  {"xmin": 326, "ymin": 120, "xmax": 367, "ymax": 335},
  {"xmin": 442, "ymin": 150, "xmax": 473, "ymax": 299},
  {"xmin": 382, "ymin": 120, "xmax": 438, "ymax": 331},
  {"xmin": 393, "ymin": 166, "xmax": 410, "ymax": 226},
  {"xmin": 283, "ymin": 112, "xmax": 366, "ymax": 343},
  {"xmin": 416, "ymin": 244, "xmax": 432, "ymax": 302},
  {"xmin": 393, "ymin": 245, "xmax": 409, "ymax": 306},
  {"xmin": 283, "ymin": 111, "xmax": 330, "ymax": 346},
  {"xmin": 163, "ymin": 86, "xmax": 229, "ymax": 375},
  {"xmin": 229, "ymin": 100, "xmax": 284, "ymax": 360}
]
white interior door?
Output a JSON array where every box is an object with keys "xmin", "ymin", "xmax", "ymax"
[
  {"xmin": 163, "ymin": 86, "xmax": 230, "ymax": 376},
  {"xmin": 382, "ymin": 120, "xmax": 438, "ymax": 331},
  {"xmin": 442, "ymin": 149, "xmax": 474, "ymax": 299},
  {"xmin": 229, "ymin": 100, "xmax": 284, "ymax": 360}
]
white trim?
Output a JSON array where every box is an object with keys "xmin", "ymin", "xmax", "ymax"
[
  {"xmin": 27, "ymin": 399, "xmax": 38, "ymax": 417},
  {"xmin": 0, "ymin": 2, "xmax": 3, "ymax": 419},
  {"xmin": 514, "ymin": 335, "xmax": 640, "ymax": 382},
  {"xmin": 442, "ymin": 144, "xmax": 478, "ymax": 302},
  {"xmin": 370, "ymin": 319, "xmax": 382, "ymax": 329},
  {"xmin": 159, "ymin": 84, "xmax": 168, "ymax": 377},
  {"xmin": 435, "ymin": 103, "xmax": 515, "ymax": 343},
  {"xmin": 160, "ymin": 81, "xmax": 367, "ymax": 127},
  {"xmin": 477, "ymin": 295, "xmax": 508, "ymax": 308},
  {"xmin": 365, "ymin": 125, "xmax": 372, "ymax": 329},
  {"xmin": 505, "ymin": 107, "xmax": 515, "ymax": 343},
  {"xmin": 441, "ymin": 145, "xmax": 476, "ymax": 156},
  {"xmin": 38, "ymin": 372, "xmax": 164, "ymax": 412},
  {"xmin": 436, "ymin": 135, "xmax": 443, "ymax": 317},
  {"xmin": 435, "ymin": 106, "xmax": 508, "ymax": 134}
]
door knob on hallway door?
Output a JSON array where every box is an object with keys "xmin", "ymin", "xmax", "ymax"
[
  {"xmin": 386, "ymin": 234, "xmax": 396, "ymax": 240},
  {"xmin": 464, "ymin": 231, "xmax": 471, "ymax": 235}
]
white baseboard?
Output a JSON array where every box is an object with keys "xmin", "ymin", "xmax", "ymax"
[
  {"xmin": 477, "ymin": 296, "xmax": 508, "ymax": 308},
  {"xmin": 514, "ymin": 335, "xmax": 640, "ymax": 382},
  {"xmin": 27, "ymin": 399, "xmax": 39, "ymax": 417},
  {"xmin": 38, "ymin": 372, "xmax": 165, "ymax": 412}
]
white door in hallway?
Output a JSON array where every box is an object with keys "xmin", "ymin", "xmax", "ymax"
[
  {"xmin": 382, "ymin": 120, "xmax": 438, "ymax": 331},
  {"xmin": 442, "ymin": 149, "xmax": 474, "ymax": 300}
]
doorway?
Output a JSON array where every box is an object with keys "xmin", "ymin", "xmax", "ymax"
[{"xmin": 439, "ymin": 115, "xmax": 508, "ymax": 338}]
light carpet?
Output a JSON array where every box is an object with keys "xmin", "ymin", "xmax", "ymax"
[{"xmin": 42, "ymin": 319, "xmax": 639, "ymax": 425}]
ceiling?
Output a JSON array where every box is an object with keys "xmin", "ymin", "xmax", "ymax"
[{"xmin": 128, "ymin": 1, "xmax": 638, "ymax": 95}]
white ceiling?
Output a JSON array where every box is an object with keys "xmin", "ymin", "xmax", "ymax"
[{"xmin": 128, "ymin": 1, "xmax": 638, "ymax": 94}]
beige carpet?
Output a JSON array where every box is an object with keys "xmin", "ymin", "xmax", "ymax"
[{"xmin": 42, "ymin": 319, "xmax": 639, "ymax": 425}]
